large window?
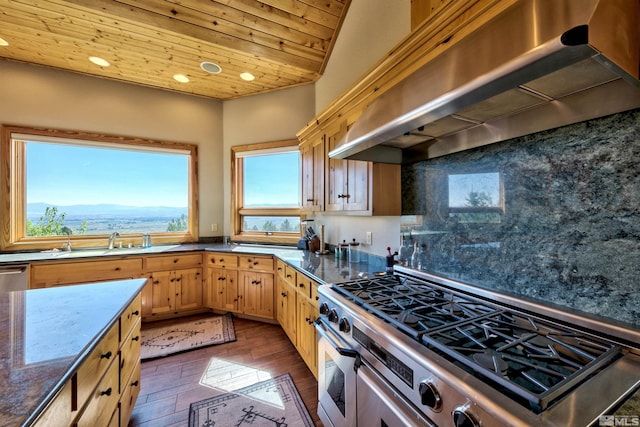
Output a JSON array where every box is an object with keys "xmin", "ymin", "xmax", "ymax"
[
  {"xmin": 231, "ymin": 140, "xmax": 301, "ymax": 244},
  {"xmin": 1, "ymin": 125, "xmax": 198, "ymax": 251}
]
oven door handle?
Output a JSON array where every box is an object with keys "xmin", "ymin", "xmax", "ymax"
[{"xmin": 315, "ymin": 319, "xmax": 362, "ymax": 368}]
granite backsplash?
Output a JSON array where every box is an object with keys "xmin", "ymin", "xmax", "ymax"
[{"xmin": 401, "ymin": 108, "xmax": 640, "ymax": 327}]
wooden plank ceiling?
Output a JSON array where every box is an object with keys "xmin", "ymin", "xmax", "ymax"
[{"xmin": 0, "ymin": 0, "xmax": 351, "ymax": 100}]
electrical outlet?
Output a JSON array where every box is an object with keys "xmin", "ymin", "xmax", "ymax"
[
  {"xmin": 366, "ymin": 231, "xmax": 372, "ymax": 245},
  {"xmin": 211, "ymin": 223, "xmax": 218, "ymax": 232}
]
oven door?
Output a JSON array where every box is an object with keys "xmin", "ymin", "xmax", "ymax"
[
  {"xmin": 357, "ymin": 361, "xmax": 435, "ymax": 427},
  {"xmin": 316, "ymin": 320, "xmax": 358, "ymax": 427}
]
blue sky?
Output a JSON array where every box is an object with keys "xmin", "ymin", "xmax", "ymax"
[
  {"xmin": 26, "ymin": 142, "xmax": 189, "ymax": 207},
  {"xmin": 243, "ymin": 152, "xmax": 300, "ymax": 206}
]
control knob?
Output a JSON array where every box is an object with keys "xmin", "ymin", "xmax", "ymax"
[
  {"xmin": 328, "ymin": 309, "xmax": 339, "ymax": 323},
  {"xmin": 338, "ymin": 317, "xmax": 351, "ymax": 333},
  {"xmin": 418, "ymin": 381, "xmax": 441, "ymax": 411},
  {"xmin": 319, "ymin": 302, "xmax": 330, "ymax": 315},
  {"xmin": 453, "ymin": 408, "xmax": 479, "ymax": 427}
]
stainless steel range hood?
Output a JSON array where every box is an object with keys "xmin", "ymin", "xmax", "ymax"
[{"xmin": 329, "ymin": 0, "xmax": 640, "ymax": 164}]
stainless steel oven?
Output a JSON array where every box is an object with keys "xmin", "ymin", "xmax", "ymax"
[
  {"xmin": 357, "ymin": 360, "xmax": 433, "ymax": 427},
  {"xmin": 316, "ymin": 320, "xmax": 357, "ymax": 427}
]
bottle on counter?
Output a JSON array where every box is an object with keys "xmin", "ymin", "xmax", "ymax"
[
  {"xmin": 348, "ymin": 238, "xmax": 360, "ymax": 263},
  {"xmin": 398, "ymin": 234, "xmax": 411, "ymax": 266},
  {"xmin": 410, "ymin": 241, "xmax": 419, "ymax": 269}
]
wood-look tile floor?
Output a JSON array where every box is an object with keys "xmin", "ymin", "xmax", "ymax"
[{"xmin": 130, "ymin": 315, "xmax": 321, "ymax": 427}]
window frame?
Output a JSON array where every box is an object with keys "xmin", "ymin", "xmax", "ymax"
[
  {"xmin": 0, "ymin": 125, "xmax": 199, "ymax": 252},
  {"xmin": 231, "ymin": 139, "xmax": 301, "ymax": 245}
]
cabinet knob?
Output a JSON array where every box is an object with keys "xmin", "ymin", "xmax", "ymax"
[
  {"xmin": 100, "ymin": 351, "xmax": 112, "ymax": 360},
  {"xmin": 281, "ymin": 292, "xmax": 287, "ymax": 297},
  {"xmin": 131, "ymin": 380, "xmax": 139, "ymax": 387},
  {"xmin": 299, "ymin": 283, "xmax": 305, "ymax": 288},
  {"xmin": 100, "ymin": 388, "xmax": 112, "ymax": 397},
  {"xmin": 132, "ymin": 335, "xmax": 140, "ymax": 341},
  {"xmin": 306, "ymin": 198, "xmax": 314, "ymax": 202},
  {"xmin": 173, "ymin": 259, "xmax": 179, "ymax": 263},
  {"xmin": 131, "ymin": 310, "xmax": 140, "ymax": 316}
]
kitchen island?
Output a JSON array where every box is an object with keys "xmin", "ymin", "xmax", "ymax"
[{"xmin": 0, "ymin": 278, "xmax": 146, "ymax": 426}]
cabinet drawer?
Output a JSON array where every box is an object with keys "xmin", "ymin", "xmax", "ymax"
[
  {"xmin": 76, "ymin": 322, "xmax": 119, "ymax": 405},
  {"xmin": 275, "ymin": 259, "xmax": 286, "ymax": 278},
  {"xmin": 284, "ymin": 265, "xmax": 296, "ymax": 285},
  {"xmin": 145, "ymin": 253, "xmax": 202, "ymax": 271},
  {"xmin": 75, "ymin": 360, "xmax": 119, "ymax": 427},
  {"xmin": 120, "ymin": 360, "xmax": 141, "ymax": 427},
  {"xmin": 120, "ymin": 293, "xmax": 142, "ymax": 342},
  {"xmin": 239, "ymin": 255, "xmax": 273, "ymax": 272},
  {"xmin": 120, "ymin": 318, "xmax": 141, "ymax": 391},
  {"xmin": 296, "ymin": 273, "xmax": 313, "ymax": 300},
  {"xmin": 30, "ymin": 258, "xmax": 143, "ymax": 288},
  {"xmin": 206, "ymin": 253, "xmax": 238, "ymax": 269}
]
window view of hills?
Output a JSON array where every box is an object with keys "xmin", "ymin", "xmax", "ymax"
[{"xmin": 26, "ymin": 203, "xmax": 188, "ymax": 235}]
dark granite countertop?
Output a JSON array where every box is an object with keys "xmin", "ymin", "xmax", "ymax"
[{"xmin": 0, "ymin": 279, "xmax": 147, "ymax": 426}]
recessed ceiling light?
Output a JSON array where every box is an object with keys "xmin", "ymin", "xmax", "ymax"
[
  {"xmin": 88, "ymin": 56, "xmax": 110, "ymax": 67},
  {"xmin": 240, "ymin": 72, "xmax": 255, "ymax": 81},
  {"xmin": 0, "ymin": 37, "xmax": 8, "ymax": 47},
  {"xmin": 200, "ymin": 62, "xmax": 222, "ymax": 74},
  {"xmin": 173, "ymin": 74, "xmax": 190, "ymax": 83}
]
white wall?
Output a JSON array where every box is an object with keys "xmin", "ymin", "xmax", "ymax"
[
  {"xmin": 315, "ymin": 0, "xmax": 411, "ymax": 112},
  {"xmin": 0, "ymin": 60, "xmax": 224, "ymax": 238}
]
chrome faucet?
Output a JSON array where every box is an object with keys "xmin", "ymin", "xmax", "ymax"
[{"xmin": 108, "ymin": 232, "xmax": 120, "ymax": 249}]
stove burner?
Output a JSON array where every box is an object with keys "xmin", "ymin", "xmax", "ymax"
[
  {"xmin": 399, "ymin": 311, "xmax": 421, "ymax": 326},
  {"xmin": 473, "ymin": 350, "xmax": 509, "ymax": 375}
]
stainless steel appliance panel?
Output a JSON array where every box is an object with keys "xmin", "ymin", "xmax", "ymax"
[{"xmin": 0, "ymin": 264, "xmax": 28, "ymax": 292}]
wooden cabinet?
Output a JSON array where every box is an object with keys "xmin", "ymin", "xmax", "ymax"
[
  {"xmin": 326, "ymin": 125, "xmax": 370, "ymax": 212},
  {"xmin": 30, "ymin": 257, "xmax": 143, "ymax": 289},
  {"xmin": 33, "ymin": 293, "xmax": 142, "ymax": 427},
  {"xmin": 296, "ymin": 296, "xmax": 318, "ymax": 377},
  {"xmin": 298, "ymin": 120, "xmax": 401, "ymax": 216},
  {"xmin": 274, "ymin": 259, "xmax": 320, "ymax": 378},
  {"xmin": 276, "ymin": 260, "xmax": 297, "ymax": 344},
  {"xmin": 205, "ymin": 252, "xmax": 275, "ymax": 321},
  {"xmin": 207, "ymin": 267, "xmax": 239, "ymax": 312},
  {"xmin": 141, "ymin": 253, "xmax": 203, "ymax": 320},
  {"xmin": 300, "ymin": 134, "xmax": 325, "ymax": 212}
]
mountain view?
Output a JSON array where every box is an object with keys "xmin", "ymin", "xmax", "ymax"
[{"xmin": 27, "ymin": 203, "xmax": 188, "ymax": 234}]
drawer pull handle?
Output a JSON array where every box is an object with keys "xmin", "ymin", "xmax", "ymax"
[
  {"xmin": 173, "ymin": 259, "xmax": 179, "ymax": 263},
  {"xmin": 100, "ymin": 351, "xmax": 112, "ymax": 360},
  {"xmin": 115, "ymin": 267, "xmax": 121, "ymax": 271},
  {"xmin": 131, "ymin": 310, "xmax": 139, "ymax": 316},
  {"xmin": 315, "ymin": 296, "xmax": 319, "ymax": 301},
  {"xmin": 100, "ymin": 388, "xmax": 112, "ymax": 397},
  {"xmin": 286, "ymin": 274, "xmax": 292, "ymax": 278},
  {"xmin": 281, "ymin": 292, "xmax": 287, "ymax": 297},
  {"xmin": 132, "ymin": 336, "xmax": 140, "ymax": 341},
  {"xmin": 299, "ymin": 283, "xmax": 305, "ymax": 288},
  {"xmin": 132, "ymin": 380, "xmax": 139, "ymax": 387}
]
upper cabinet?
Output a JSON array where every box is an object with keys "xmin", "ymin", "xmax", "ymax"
[
  {"xmin": 300, "ymin": 134, "xmax": 325, "ymax": 212},
  {"xmin": 300, "ymin": 115, "xmax": 400, "ymax": 216}
]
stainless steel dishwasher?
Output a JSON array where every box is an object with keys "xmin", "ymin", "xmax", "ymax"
[{"xmin": 0, "ymin": 264, "xmax": 29, "ymax": 292}]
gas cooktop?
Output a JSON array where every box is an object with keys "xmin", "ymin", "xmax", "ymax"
[{"xmin": 331, "ymin": 272, "xmax": 623, "ymax": 412}]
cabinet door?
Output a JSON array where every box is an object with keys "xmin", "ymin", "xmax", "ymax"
[
  {"xmin": 297, "ymin": 297, "xmax": 318, "ymax": 376},
  {"xmin": 175, "ymin": 267, "xmax": 203, "ymax": 311},
  {"xmin": 276, "ymin": 277, "xmax": 297, "ymax": 345},
  {"xmin": 147, "ymin": 271, "xmax": 174, "ymax": 315},
  {"xmin": 326, "ymin": 131, "xmax": 347, "ymax": 211},
  {"xmin": 240, "ymin": 271, "xmax": 275, "ymax": 319},
  {"xmin": 207, "ymin": 268, "xmax": 239, "ymax": 312},
  {"xmin": 344, "ymin": 159, "xmax": 369, "ymax": 211},
  {"xmin": 301, "ymin": 135, "xmax": 325, "ymax": 212}
]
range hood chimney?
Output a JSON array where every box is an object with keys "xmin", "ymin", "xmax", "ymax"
[{"xmin": 329, "ymin": 0, "xmax": 640, "ymax": 164}]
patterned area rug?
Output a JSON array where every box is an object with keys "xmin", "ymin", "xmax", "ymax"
[
  {"xmin": 188, "ymin": 373, "xmax": 314, "ymax": 427},
  {"xmin": 140, "ymin": 314, "xmax": 236, "ymax": 360}
]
